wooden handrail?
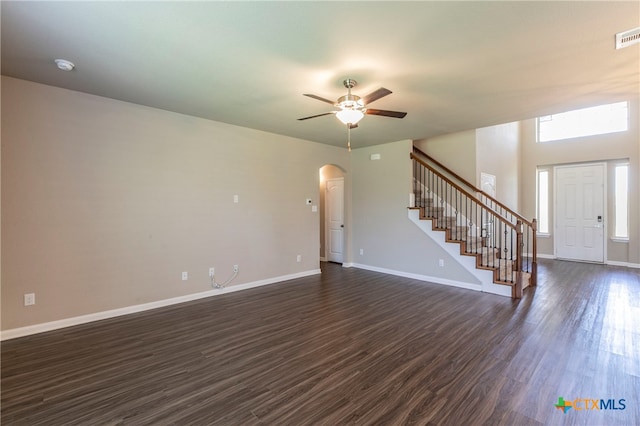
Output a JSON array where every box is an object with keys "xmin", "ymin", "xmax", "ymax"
[
  {"xmin": 412, "ymin": 147, "xmax": 534, "ymax": 227},
  {"xmin": 410, "ymin": 153, "xmax": 517, "ymax": 231}
]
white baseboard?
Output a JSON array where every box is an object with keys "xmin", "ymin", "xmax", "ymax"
[
  {"xmin": 537, "ymin": 255, "xmax": 640, "ymax": 269},
  {"xmin": 536, "ymin": 253, "xmax": 556, "ymax": 259},
  {"xmin": 347, "ymin": 263, "xmax": 482, "ymax": 292},
  {"xmin": 1, "ymin": 269, "xmax": 321, "ymax": 341},
  {"xmin": 606, "ymin": 260, "xmax": 640, "ymax": 268}
]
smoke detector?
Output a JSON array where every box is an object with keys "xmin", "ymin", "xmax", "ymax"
[
  {"xmin": 616, "ymin": 27, "xmax": 640, "ymax": 49},
  {"xmin": 54, "ymin": 59, "xmax": 75, "ymax": 71}
]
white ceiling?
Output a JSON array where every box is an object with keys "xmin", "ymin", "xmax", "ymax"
[{"xmin": 2, "ymin": 1, "xmax": 639, "ymax": 148}]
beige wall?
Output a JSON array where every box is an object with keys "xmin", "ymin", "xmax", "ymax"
[
  {"xmin": 414, "ymin": 130, "xmax": 476, "ymax": 184},
  {"xmin": 351, "ymin": 139, "xmax": 481, "ymax": 283},
  {"xmin": 520, "ymin": 97, "xmax": 640, "ymax": 264},
  {"xmin": 475, "ymin": 122, "xmax": 520, "ymax": 212},
  {"xmin": 1, "ymin": 77, "xmax": 349, "ymax": 330}
]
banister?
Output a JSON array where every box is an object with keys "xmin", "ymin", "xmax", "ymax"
[
  {"xmin": 412, "ymin": 147, "xmax": 533, "ymax": 227},
  {"xmin": 410, "ymin": 152, "xmax": 517, "ymax": 231},
  {"xmin": 411, "ymin": 148, "xmax": 537, "ymax": 296}
]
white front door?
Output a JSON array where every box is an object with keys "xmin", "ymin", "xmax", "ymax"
[
  {"xmin": 326, "ymin": 177, "xmax": 344, "ymax": 263},
  {"xmin": 555, "ymin": 164, "xmax": 605, "ymax": 262}
]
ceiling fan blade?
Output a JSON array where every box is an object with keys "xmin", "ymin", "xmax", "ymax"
[
  {"xmin": 303, "ymin": 94, "xmax": 336, "ymax": 105},
  {"xmin": 365, "ymin": 108, "xmax": 407, "ymax": 118},
  {"xmin": 362, "ymin": 88, "xmax": 392, "ymax": 105},
  {"xmin": 297, "ymin": 112, "xmax": 335, "ymax": 121}
]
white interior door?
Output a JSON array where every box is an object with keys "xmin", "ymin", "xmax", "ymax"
[
  {"xmin": 326, "ymin": 177, "xmax": 344, "ymax": 263},
  {"xmin": 555, "ymin": 164, "xmax": 605, "ymax": 262}
]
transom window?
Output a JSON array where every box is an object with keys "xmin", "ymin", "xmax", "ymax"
[{"xmin": 537, "ymin": 101, "xmax": 628, "ymax": 142}]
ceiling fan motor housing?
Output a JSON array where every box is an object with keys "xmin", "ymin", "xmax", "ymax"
[
  {"xmin": 337, "ymin": 94, "xmax": 364, "ymax": 109},
  {"xmin": 343, "ymin": 78, "xmax": 357, "ymax": 89}
]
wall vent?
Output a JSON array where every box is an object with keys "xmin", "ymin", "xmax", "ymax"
[{"xmin": 616, "ymin": 27, "xmax": 640, "ymax": 49}]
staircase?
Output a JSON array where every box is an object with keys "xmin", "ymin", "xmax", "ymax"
[{"xmin": 410, "ymin": 148, "xmax": 537, "ymax": 299}]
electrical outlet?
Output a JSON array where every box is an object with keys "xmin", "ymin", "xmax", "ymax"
[
  {"xmin": 359, "ymin": 248, "xmax": 364, "ymax": 256},
  {"xmin": 233, "ymin": 264, "xmax": 239, "ymax": 273},
  {"xmin": 209, "ymin": 267, "xmax": 215, "ymax": 277},
  {"xmin": 24, "ymin": 293, "xmax": 35, "ymax": 306},
  {"xmin": 182, "ymin": 271, "xmax": 188, "ymax": 280},
  {"xmin": 296, "ymin": 255, "xmax": 302, "ymax": 262},
  {"xmin": 439, "ymin": 259, "xmax": 445, "ymax": 267}
]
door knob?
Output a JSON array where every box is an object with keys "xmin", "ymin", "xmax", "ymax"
[{"xmin": 341, "ymin": 224, "xmax": 344, "ymax": 228}]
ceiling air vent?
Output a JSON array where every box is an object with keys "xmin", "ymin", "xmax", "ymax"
[{"xmin": 616, "ymin": 27, "xmax": 640, "ymax": 49}]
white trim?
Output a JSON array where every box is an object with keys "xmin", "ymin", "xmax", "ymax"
[
  {"xmin": 347, "ymin": 263, "xmax": 482, "ymax": 292},
  {"xmin": 606, "ymin": 260, "xmax": 640, "ymax": 269},
  {"xmin": 537, "ymin": 253, "xmax": 556, "ymax": 259},
  {"xmin": 1, "ymin": 269, "xmax": 321, "ymax": 341},
  {"xmin": 320, "ymin": 256, "xmax": 327, "ymax": 262},
  {"xmin": 537, "ymin": 255, "xmax": 639, "ymax": 269},
  {"xmin": 610, "ymin": 238, "xmax": 629, "ymax": 243}
]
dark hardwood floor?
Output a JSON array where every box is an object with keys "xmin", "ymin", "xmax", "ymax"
[{"xmin": 2, "ymin": 260, "xmax": 639, "ymax": 425}]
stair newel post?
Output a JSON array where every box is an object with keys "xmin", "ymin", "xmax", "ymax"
[
  {"xmin": 531, "ymin": 218, "xmax": 538, "ymax": 287},
  {"xmin": 515, "ymin": 220, "xmax": 523, "ymax": 298}
]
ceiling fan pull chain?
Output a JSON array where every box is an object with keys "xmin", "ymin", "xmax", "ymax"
[{"xmin": 347, "ymin": 125, "xmax": 351, "ymax": 152}]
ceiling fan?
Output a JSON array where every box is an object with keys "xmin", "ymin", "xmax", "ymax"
[{"xmin": 298, "ymin": 79, "xmax": 407, "ymax": 129}]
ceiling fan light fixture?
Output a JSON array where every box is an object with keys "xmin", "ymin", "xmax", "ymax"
[{"xmin": 336, "ymin": 108, "xmax": 364, "ymax": 125}]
